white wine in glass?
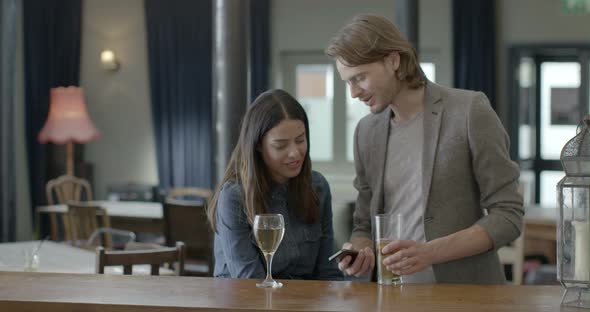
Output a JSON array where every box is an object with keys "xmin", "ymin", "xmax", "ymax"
[{"xmin": 253, "ymin": 214, "xmax": 285, "ymax": 288}]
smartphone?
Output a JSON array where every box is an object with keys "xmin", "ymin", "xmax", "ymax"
[{"xmin": 328, "ymin": 249, "xmax": 359, "ymax": 262}]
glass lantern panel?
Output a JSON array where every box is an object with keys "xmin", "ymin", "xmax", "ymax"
[
  {"xmin": 558, "ymin": 177, "xmax": 590, "ymax": 286},
  {"xmin": 563, "ymin": 157, "xmax": 590, "ymax": 176}
]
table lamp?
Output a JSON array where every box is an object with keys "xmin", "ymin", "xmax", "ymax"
[{"xmin": 38, "ymin": 86, "xmax": 100, "ymax": 176}]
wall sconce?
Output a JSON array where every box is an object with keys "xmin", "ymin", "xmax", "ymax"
[{"xmin": 100, "ymin": 49, "xmax": 120, "ymax": 71}]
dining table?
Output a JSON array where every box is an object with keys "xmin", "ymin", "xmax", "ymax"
[
  {"xmin": 36, "ymin": 200, "xmax": 164, "ymax": 239},
  {"xmin": 0, "ymin": 271, "xmax": 570, "ymax": 312}
]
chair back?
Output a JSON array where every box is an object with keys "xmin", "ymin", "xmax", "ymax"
[
  {"xmin": 96, "ymin": 241, "xmax": 186, "ymax": 275},
  {"xmin": 45, "ymin": 175, "xmax": 93, "ymax": 240},
  {"xmin": 498, "ymin": 226, "xmax": 525, "ymax": 285},
  {"xmin": 163, "ymin": 199, "xmax": 213, "ymax": 276},
  {"xmin": 65, "ymin": 202, "xmax": 113, "ymax": 249},
  {"xmin": 46, "ymin": 175, "xmax": 93, "ymax": 205}
]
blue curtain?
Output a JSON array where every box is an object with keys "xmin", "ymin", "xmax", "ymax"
[
  {"xmin": 250, "ymin": 0, "xmax": 270, "ymax": 101},
  {"xmin": 452, "ymin": 0, "xmax": 496, "ymax": 110},
  {"xmin": 0, "ymin": 0, "xmax": 17, "ymax": 242},
  {"xmin": 23, "ymin": 0, "xmax": 82, "ymax": 211},
  {"xmin": 145, "ymin": 0, "xmax": 213, "ymax": 189}
]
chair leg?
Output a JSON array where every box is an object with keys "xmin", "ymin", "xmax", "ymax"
[{"xmin": 49, "ymin": 213, "xmax": 59, "ymax": 241}]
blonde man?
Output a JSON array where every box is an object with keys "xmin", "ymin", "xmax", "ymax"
[{"xmin": 326, "ymin": 14, "xmax": 523, "ymax": 284}]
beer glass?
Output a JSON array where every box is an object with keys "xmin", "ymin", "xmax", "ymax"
[
  {"xmin": 253, "ymin": 214, "xmax": 285, "ymax": 288},
  {"xmin": 375, "ymin": 213, "xmax": 402, "ymax": 285}
]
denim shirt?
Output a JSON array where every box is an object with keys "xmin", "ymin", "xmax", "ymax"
[{"xmin": 213, "ymin": 171, "xmax": 342, "ymax": 280}]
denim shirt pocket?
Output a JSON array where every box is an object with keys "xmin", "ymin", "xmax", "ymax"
[{"xmin": 299, "ymin": 223, "xmax": 322, "ymax": 270}]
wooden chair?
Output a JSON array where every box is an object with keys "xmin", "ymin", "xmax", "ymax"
[
  {"xmin": 45, "ymin": 175, "xmax": 93, "ymax": 240},
  {"xmin": 65, "ymin": 202, "xmax": 114, "ymax": 249},
  {"xmin": 163, "ymin": 199, "xmax": 214, "ymax": 276},
  {"xmin": 498, "ymin": 227, "xmax": 525, "ymax": 285},
  {"xmin": 96, "ymin": 241, "xmax": 186, "ymax": 275}
]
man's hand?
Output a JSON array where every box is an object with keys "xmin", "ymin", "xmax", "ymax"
[
  {"xmin": 380, "ymin": 224, "xmax": 495, "ymax": 276},
  {"xmin": 382, "ymin": 240, "xmax": 436, "ymax": 276},
  {"xmin": 338, "ymin": 238, "xmax": 375, "ymax": 277}
]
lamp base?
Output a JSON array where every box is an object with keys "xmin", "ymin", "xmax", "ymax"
[{"xmin": 562, "ymin": 287, "xmax": 590, "ymax": 309}]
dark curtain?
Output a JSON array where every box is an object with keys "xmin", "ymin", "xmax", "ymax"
[
  {"xmin": 0, "ymin": 0, "xmax": 17, "ymax": 242},
  {"xmin": 145, "ymin": 0, "xmax": 213, "ymax": 189},
  {"xmin": 250, "ymin": 0, "xmax": 270, "ymax": 101},
  {"xmin": 23, "ymin": 0, "xmax": 82, "ymax": 212},
  {"xmin": 452, "ymin": 0, "xmax": 496, "ymax": 109}
]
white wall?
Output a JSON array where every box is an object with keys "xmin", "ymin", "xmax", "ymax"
[
  {"xmin": 270, "ymin": 0, "xmax": 395, "ymax": 84},
  {"xmin": 80, "ymin": 0, "xmax": 158, "ymax": 200},
  {"xmin": 499, "ymin": 0, "xmax": 590, "ymax": 43},
  {"xmin": 420, "ymin": 0, "xmax": 452, "ymax": 87}
]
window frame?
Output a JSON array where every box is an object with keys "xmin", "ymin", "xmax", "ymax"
[{"xmin": 509, "ymin": 44, "xmax": 590, "ymax": 205}]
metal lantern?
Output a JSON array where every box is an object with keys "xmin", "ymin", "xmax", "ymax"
[{"xmin": 558, "ymin": 115, "xmax": 590, "ymax": 308}]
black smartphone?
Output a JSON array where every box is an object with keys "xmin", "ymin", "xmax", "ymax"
[{"xmin": 328, "ymin": 249, "xmax": 359, "ymax": 262}]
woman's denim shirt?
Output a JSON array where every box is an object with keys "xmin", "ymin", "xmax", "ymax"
[{"xmin": 213, "ymin": 171, "xmax": 342, "ymax": 280}]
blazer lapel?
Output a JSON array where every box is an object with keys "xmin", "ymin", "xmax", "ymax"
[
  {"xmin": 371, "ymin": 108, "xmax": 392, "ymax": 215},
  {"xmin": 422, "ymin": 82, "xmax": 444, "ymax": 213}
]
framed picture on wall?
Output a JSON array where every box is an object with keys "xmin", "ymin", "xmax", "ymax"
[{"xmin": 551, "ymin": 87, "xmax": 579, "ymax": 125}]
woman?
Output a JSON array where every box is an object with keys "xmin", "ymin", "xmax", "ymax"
[{"xmin": 207, "ymin": 89, "xmax": 342, "ymax": 280}]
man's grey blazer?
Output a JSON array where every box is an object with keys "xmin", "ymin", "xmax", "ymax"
[{"xmin": 351, "ymin": 81, "xmax": 524, "ymax": 284}]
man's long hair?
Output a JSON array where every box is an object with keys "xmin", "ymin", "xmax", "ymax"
[{"xmin": 326, "ymin": 14, "xmax": 425, "ymax": 89}]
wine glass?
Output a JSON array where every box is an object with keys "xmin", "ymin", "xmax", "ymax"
[{"xmin": 253, "ymin": 214, "xmax": 285, "ymax": 288}]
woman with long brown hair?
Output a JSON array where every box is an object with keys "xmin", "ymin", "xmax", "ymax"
[{"xmin": 207, "ymin": 89, "xmax": 341, "ymax": 280}]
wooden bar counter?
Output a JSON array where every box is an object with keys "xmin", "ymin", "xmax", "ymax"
[{"xmin": 0, "ymin": 271, "xmax": 569, "ymax": 311}]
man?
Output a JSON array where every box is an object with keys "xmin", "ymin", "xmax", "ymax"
[{"xmin": 325, "ymin": 14, "xmax": 523, "ymax": 284}]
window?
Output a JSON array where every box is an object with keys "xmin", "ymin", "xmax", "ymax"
[
  {"xmin": 295, "ymin": 64, "xmax": 334, "ymax": 161},
  {"xmin": 420, "ymin": 62, "xmax": 436, "ymax": 82},
  {"xmin": 510, "ymin": 46, "xmax": 590, "ymax": 207},
  {"xmin": 282, "ymin": 52, "xmax": 437, "ymax": 174}
]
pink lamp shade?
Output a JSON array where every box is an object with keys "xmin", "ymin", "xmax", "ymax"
[{"xmin": 38, "ymin": 87, "xmax": 101, "ymax": 144}]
